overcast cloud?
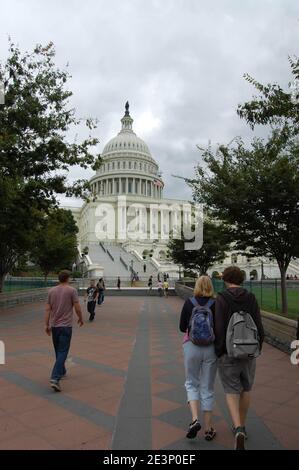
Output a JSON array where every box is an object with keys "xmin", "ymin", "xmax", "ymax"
[{"xmin": 1, "ymin": 0, "xmax": 299, "ymax": 205}]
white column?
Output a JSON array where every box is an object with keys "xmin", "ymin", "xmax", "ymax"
[
  {"xmin": 145, "ymin": 179, "xmax": 148, "ymax": 197},
  {"xmin": 119, "ymin": 177, "xmax": 121, "ymax": 194},
  {"xmin": 126, "ymin": 178, "xmax": 128, "ymax": 194}
]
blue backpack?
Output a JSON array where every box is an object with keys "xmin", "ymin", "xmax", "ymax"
[{"xmin": 188, "ymin": 297, "xmax": 215, "ymax": 345}]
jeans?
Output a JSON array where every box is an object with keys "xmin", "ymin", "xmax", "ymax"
[
  {"xmin": 97, "ymin": 290, "xmax": 104, "ymax": 305},
  {"xmin": 51, "ymin": 327, "xmax": 72, "ymax": 382},
  {"xmin": 87, "ymin": 300, "xmax": 96, "ymax": 320},
  {"xmin": 183, "ymin": 341, "xmax": 217, "ymax": 411}
]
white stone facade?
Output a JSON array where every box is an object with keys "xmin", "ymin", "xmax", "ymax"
[{"xmin": 68, "ymin": 103, "xmax": 187, "ymax": 279}]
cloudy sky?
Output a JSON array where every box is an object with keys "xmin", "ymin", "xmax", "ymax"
[{"xmin": 1, "ymin": 0, "xmax": 298, "ymax": 205}]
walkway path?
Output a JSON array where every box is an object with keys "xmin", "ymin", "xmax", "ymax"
[{"xmin": 0, "ymin": 296, "xmax": 298, "ymax": 450}]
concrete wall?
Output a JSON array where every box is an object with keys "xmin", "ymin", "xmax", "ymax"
[
  {"xmin": 175, "ymin": 282, "xmax": 298, "ymax": 354},
  {"xmin": 0, "ymin": 288, "xmax": 49, "ymax": 309}
]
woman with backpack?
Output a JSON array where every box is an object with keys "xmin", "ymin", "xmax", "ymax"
[{"xmin": 179, "ymin": 275, "xmax": 217, "ymax": 441}]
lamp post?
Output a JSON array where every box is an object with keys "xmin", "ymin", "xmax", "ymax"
[{"xmin": 260, "ymin": 258, "xmax": 265, "ymax": 280}]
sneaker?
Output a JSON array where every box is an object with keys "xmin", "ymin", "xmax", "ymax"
[
  {"xmin": 234, "ymin": 427, "xmax": 246, "ymax": 450},
  {"xmin": 50, "ymin": 380, "xmax": 61, "ymax": 392},
  {"xmin": 186, "ymin": 419, "xmax": 201, "ymax": 439}
]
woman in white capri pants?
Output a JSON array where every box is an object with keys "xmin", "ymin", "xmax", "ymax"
[{"xmin": 179, "ymin": 276, "xmax": 217, "ymax": 441}]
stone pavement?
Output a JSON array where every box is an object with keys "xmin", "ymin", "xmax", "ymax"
[{"xmin": 0, "ymin": 296, "xmax": 298, "ymax": 450}]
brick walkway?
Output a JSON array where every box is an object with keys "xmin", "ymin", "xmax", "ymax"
[{"xmin": 0, "ymin": 296, "xmax": 298, "ymax": 450}]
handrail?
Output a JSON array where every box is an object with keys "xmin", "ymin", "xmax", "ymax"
[
  {"xmin": 99, "ymin": 242, "xmax": 106, "ymax": 252},
  {"xmin": 107, "ymin": 249, "xmax": 114, "ymax": 262},
  {"xmin": 120, "ymin": 256, "xmax": 129, "ymax": 270}
]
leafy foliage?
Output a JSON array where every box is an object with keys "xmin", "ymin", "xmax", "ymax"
[
  {"xmin": 168, "ymin": 220, "xmax": 230, "ymax": 275},
  {"xmin": 31, "ymin": 209, "xmax": 78, "ymax": 279},
  {"xmin": 237, "ymin": 57, "xmax": 299, "ymax": 129},
  {"xmin": 0, "ymin": 41, "xmax": 100, "ymax": 290}
]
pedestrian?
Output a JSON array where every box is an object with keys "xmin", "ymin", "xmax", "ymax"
[
  {"xmin": 157, "ymin": 273, "xmax": 161, "ymax": 282},
  {"xmin": 143, "ymin": 263, "xmax": 146, "ymax": 273},
  {"xmin": 45, "ymin": 270, "xmax": 84, "ymax": 392},
  {"xmin": 148, "ymin": 275, "xmax": 153, "ymax": 293},
  {"xmin": 97, "ymin": 278, "xmax": 106, "ymax": 305},
  {"xmin": 117, "ymin": 276, "xmax": 121, "ymax": 290},
  {"xmin": 158, "ymin": 280, "xmax": 163, "ymax": 297},
  {"xmin": 85, "ymin": 279, "xmax": 98, "ymax": 321},
  {"xmin": 179, "ymin": 276, "xmax": 217, "ymax": 441},
  {"xmin": 163, "ymin": 279, "xmax": 169, "ymax": 297},
  {"xmin": 214, "ymin": 266, "xmax": 264, "ymax": 450}
]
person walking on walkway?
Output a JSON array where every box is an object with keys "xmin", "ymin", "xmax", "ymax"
[
  {"xmin": 214, "ymin": 266, "xmax": 264, "ymax": 450},
  {"xmin": 157, "ymin": 280, "xmax": 163, "ymax": 297},
  {"xmin": 179, "ymin": 276, "xmax": 217, "ymax": 441},
  {"xmin": 163, "ymin": 279, "xmax": 169, "ymax": 297},
  {"xmin": 148, "ymin": 275, "xmax": 153, "ymax": 293},
  {"xmin": 117, "ymin": 276, "xmax": 121, "ymax": 290},
  {"xmin": 45, "ymin": 270, "xmax": 84, "ymax": 392},
  {"xmin": 85, "ymin": 279, "xmax": 98, "ymax": 321},
  {"xmin": 97, "ymin": 278, "xmax": 105, "ymax": 305}
]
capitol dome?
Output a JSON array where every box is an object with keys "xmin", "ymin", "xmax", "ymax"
[
  {"xmin": 90, "ymin": 102, "xmax": 164, "ymax": 199},
  {"xmin": 102, "ymin": 102, "xmax": 155, "ymax": 162}
]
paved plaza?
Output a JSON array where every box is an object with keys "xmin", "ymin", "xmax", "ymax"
[{"xmin": 0, "ymin": 296, "xmax": 298, "ymax": 450}]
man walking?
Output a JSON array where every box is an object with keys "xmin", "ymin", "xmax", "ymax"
[
  {"xmin": 214, "ymin": 266, "xmax": 264, "ymax": 450},
  {"xmin": 45, "ymin": 270, "xmax": 84, "ymax": 392},
  {"xmin": 85, "ymin": 279, "xmax": 98, "ymax": 321}
]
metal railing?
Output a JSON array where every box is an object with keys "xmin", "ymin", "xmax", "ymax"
[
  {"xmin": 3, "ymin": 277, "xmax": 58, "ymax": 293},
  {"xmin": 178, "ymin": 278, "xmax": 299, "ymax": 319}
]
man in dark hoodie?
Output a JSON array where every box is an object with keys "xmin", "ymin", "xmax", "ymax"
[{"xmin": 215, "ymin": 266, "xmax": 264, "ymax": 450}]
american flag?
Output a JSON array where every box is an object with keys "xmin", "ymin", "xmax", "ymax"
[{"xmin": 153, "ymin": 179, "xmax": 164, "ymax": 188}]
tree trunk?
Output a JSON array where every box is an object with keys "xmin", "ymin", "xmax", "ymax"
[
  {"xmin": 279, "ymin": 265, "xmax": 288, "ymax": 316},
  {"xmin": 0, "ymin": 273, "xmax": 4, "ymax": 293}
]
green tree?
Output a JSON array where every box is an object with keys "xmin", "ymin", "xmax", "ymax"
[
  {"xmin": 31, "ymin": 209, "xmax": 78, "ymax": 282},
  {"xmin": 237, "ymin": 57, "xmax": 299, "ymax": 130},
  {"xmin": 0, "ymin": 41, "xmax": 100, "ymax": 291},
  {"xmin": 190, "ymin": 131, "xmax": 299, "ymax": 315},
  {"xmin": 168, "ymin": 220, "xmax": 230, "ymax": 276}
]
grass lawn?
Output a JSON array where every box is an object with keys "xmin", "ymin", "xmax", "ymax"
[
  {"xmin": 212, "ymin": 280, "xmax": 299, "ymax": 321},
  {"xmin": 250, "ymin": 287, "xmax": 298, "ymax": 320}
]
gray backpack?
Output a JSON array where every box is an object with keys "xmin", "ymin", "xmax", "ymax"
[{"xmin": 222, "ymin": 292, "xmax": 260, "ymax": 359}]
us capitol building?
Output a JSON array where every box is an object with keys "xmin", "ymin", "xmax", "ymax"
[
  {"xmin": 69, "ymin": 103, "xmax": 299, "ymax": 282},
  {"xmin": 70, "ymin": 103, "xmax": 188, "ymax": 280}
]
